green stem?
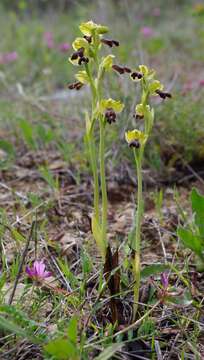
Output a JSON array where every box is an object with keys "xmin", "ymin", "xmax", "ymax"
[
  {"xmin": 99, "ymin": 118, "xmax": 107, "ymax": 250},
  {"xmin": 133, "ymin": 149, "xmax": 143, "ymax": 318},
  {"xmin": 89, "ymin": 136, "xmax": 99, "ymax": 222}
]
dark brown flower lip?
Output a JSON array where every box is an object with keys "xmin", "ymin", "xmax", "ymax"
[
  {"xmin": 131, "ymin": 71, "xmax": 143, "ymax": 80},
  {"xmin": 78, "ymin": 56, "xmax": 89, "ymax": 65},
  {"xmin": 112, "ymin": 64, "xmax": 132, "ymax": 74},
  {"xmin": 68, "ymin": 81, "xmax": 84, "ymax": 90},
  {"xmin": 156, "ymin": 89, "xmax": 172, "ymax": 99},
  {"xmin": 129, "ymin": 140, "xmax": 140, "ymax": 148},
  {"xmin": 101, "ymin": 38, "xmax": 120, "ymax": 47},
  {"xmin": 71, "ymin": 47, "xmax": 89, "ymax": 65},
  {"xmin": 105, "ymin": 108, "xmax": 117, "ymax": 124},
  {"xmin": 133, "ymin": 113, "xmax": 144, "ymax": 119}
]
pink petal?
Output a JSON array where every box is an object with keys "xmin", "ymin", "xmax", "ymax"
[
  {"xmin": 25, "ymin": 266, "xmax": 35, "ymax": 278},
  {"xmin": 140, "ymin": 26, "xmax": 154, "ymax": 38},
  {"xmin": 58, "ymin": 43, "xmax": 70, "ymax": 52},
  {"xmin": 34, "ymin": 260, "xmax": 45, "ymax": 277},
  {"xmin": 44, "ymin": 271, "xmax": 52, "ymax": 278}
]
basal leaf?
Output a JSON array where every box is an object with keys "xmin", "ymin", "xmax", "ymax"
[
  {"xmin": 141, "ymin": 263, "xmax": 169, "ymax": 279},
  {"xmin": 94, "ymin": 343, "xmax": 122, "ymax": 360},
  {"xmin": 191, "ymin": 188, "xmax": 204, "ymax": 238},
  {"xmin": 177, "ymin": 227, "xmax": 203, "ymax": 256},
  {"xmin": 44, "ymin": 337, "xmax": 80, "ymax": 360}
]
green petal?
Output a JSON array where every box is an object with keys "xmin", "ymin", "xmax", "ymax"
[
  {"xmin": 149, "ymin": 80, "xmax": 164, "ymax": 95},
  {"xmin": 79, "ymin": 21, "xmax": 109, "ymax": 36},
  {"xmin": 75, "ymin": 70, "xmax": 89, "ymax": 84},
  {"xmin": 100, "ymin": 55, "xmax": 115, "ymax": 71},
  {"xmin": 100, "ymin": 98, "xmax": 124, "ymax": 113},
  {"xmin": 72, "ymin": 37, "xmax": 88, "ymax": 51}
]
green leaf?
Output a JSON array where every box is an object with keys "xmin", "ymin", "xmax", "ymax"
[
  {"xmin": 166, "ymin": 289, "xmax": 192, "ymax": 306},
  {"xmin": 0, "ymin": 315, "xmax": 38, "ymax": 343},
  {"xmin": 67, "ymin": 316, "xmax": 78, "ymax": 345},
  {"xmin": 94, "ymin": 343, "xmax": 122, "ymax": 360},
  {"xmin": 191, "ymin": 188, "xmax": 204, "ymax": 238},
  {"xmin": 11, "ymin": 228, "xmax": 26, "ymax": 243},
  {"xmin": 19, "ymin": 119, "xmax": 36, "ymax": 150},
  {"xmin": 44, "ymin": 338, "xmax": 80, "ymax": 360},
  {"xmin": 177, "ymin": 227, "xmax": 203, "ymax": 256},
  {"xmin": 141, "ymin": 264, "xmax": 169, "ymax": 279}
]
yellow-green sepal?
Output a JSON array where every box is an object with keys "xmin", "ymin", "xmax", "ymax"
[
  {"xmin": 75, "ymin": 70, "xmax": 90, "ymax": 84},
  {"xmin": 99, "ymin": 98, "xmax": 124, "ymax": 113},
  {"xmin": 149, "ymin": 80, "xmax": 164, "ymax": 95},
  {"xmin": 79, "ymin": 21, "xmax": 109, "ymax": 36}
]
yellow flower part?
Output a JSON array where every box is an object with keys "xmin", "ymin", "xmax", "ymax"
[
  {"xmin": 72, "ymin": 37, "xmax": 89, "ymax": 51},
  {"xmin": 135, "ymin": 103, "xmax": 150, "ymax": 117},
  {"xmin": 100, "ymin": 55, "xmax": 115, "ymax": 71},
  {"xmin": 75, "ymin": 70, "xmax": 90, "ymax": 84},
  {"xmin": 79, "ymin": 20, "xmax": 109, "ymax": 36},
  {"xmin": 125, "ymin": 129, "xmax": 147, "ymax": 146},
  {"xmin": 149, "ymin": 80, "xmax": 164, "ymax": 95},
  {"xmin": 138, "ymin": 65, "xmax": 155, "ymax": 79},
  {"xmin": 138, "ymin": 65, "xmax": 149, "ymax": 76},
  {"xmin": 100, "ymin": 98, "xmax": 124, "ymax": 113}
]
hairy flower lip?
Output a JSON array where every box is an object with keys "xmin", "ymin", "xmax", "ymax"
[
  {"xmin": 78, "ymin": 56, "xmax": 89, "ymax": 65},
  {"xmin": 112, "ymin": 64, "xmax": 132, "ymax": 74},
  {"xmin": 133, "ymin": 113, "xmax": 144, "ymax": 119},
  {"xmin": 105, "ymin": 108, "xmax": 117, "ymax": 124},
  {"xmin": 131, "ymin": 71, "xmax": 143, "ymax": 80},
  {"xmin": 129, "ymin": 140, "xmax": 140, "ymax": 148},
  {"xmin": 101, "ymin": 38, "xmax": 119, "ymax": 47},
  {"xmin": 68, "ymin": 81, "xmax": 84, "ymax": 90},
  {"xmin": 156, "ymin": 89, "xmax": 172, "ymax": 99}
]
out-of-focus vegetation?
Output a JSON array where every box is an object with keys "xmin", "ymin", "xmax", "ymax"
[{"xmin": 0, "ymin": 0, "xmax": 204, "ymax": 175}]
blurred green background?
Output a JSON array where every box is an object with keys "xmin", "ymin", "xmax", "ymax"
[{"xmin": 0, "ymin": 0, "xmax": 204, "ymax": 179}]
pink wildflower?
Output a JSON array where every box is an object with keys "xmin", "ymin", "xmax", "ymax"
[
  {"xmin": 43, "ymin": 32, "xmax": 54, "ymax": 49},
  {"xmin": 0, "ymin": 52, "xmax": 18, "ymax": 65},
  {"xmin": 161, "ymin": 272, "xmax": 169, "ymax": 289},
  {"xmin": 140, "ymin": 26, "xmax": 154, "ymax": 38},
  {"xmin": 58, "ymin": 42, "xmax": 70, "ymax": 52},
  {"xmin": 26, "ymin": 260, "xmax": 52, "ymax": 281}
]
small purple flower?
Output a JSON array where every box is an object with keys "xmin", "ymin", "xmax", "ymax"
[
  {"xmin": 26, "ymin": 260, "xmax": 52, "ymax": 281},
  {"xmin": 58, "ymin": 42, "xmax": 70, "ymax": 52},
  {"xmin": 0, "ymin": 52, "xmax": 18, "ymax": 65},
  {"xmin": 161, "ymin": 272, "xmax": 169, "ymax": 289},
  {"xmin": 140, "ymin": 26, "xmax": 154, "ymax": 38},
  {"xmin": 43, "ymin": 32, "xmax": 54, "ymax": 49}
]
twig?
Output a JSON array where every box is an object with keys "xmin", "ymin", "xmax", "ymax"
[{"xmin": 8, "ymin": 222, "xmax": 35, "ymax": 305}]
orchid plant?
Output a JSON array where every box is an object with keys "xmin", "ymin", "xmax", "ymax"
[
  {"xmin": 68, "ymin": 21, "xmax": 124, "ymax": 260},
  {"xmin": 124, "ymin": 65, "xmax": 171, "ymax": 317},
  {"xmin": 68, "ymin": 20, "xmax": 172, "ymax": 321}
]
